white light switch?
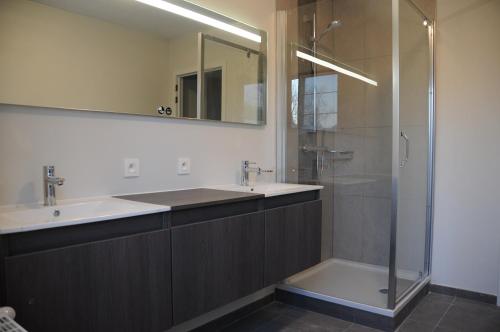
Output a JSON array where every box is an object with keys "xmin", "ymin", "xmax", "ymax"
[
  {"xmin": 124, "ymin": 158, "xmax": 140, "ymax": 178},
  {"xmin": 177, "ymin": 158, "xmax": 191, "ymax": 175}
]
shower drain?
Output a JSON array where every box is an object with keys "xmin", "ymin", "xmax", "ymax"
[{"xmin": 379, "ymin": 288, "xmax": 389, "ymax": 294}]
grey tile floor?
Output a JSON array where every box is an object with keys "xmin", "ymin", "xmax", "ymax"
[{"xmin": 222, "ymin": 292, "xmax": 500, "ymax": 332}]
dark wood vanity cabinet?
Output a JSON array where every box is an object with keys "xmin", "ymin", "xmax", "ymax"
[
  {"xmin": 0, "ymin": 190, "xmax": 322, "ymax": 331},
  {"xmin": 4, "ymin": 229, "xmax": 172, "ymax": 332},
  {"xmin": 264, "ymin": 200, "xmax": 322, "ymax": 286},
  {"xmin": 171, "ymin": 211, "xmax": 265, "ymax": 324}
]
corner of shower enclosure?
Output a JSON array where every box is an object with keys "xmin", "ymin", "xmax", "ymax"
[{"xmin": 276, "ymin": 0, "xmax": 435, "ymax": 312}]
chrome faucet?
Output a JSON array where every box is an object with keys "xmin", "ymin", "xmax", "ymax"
[
  {"xmin": 43, "ymin": 166, "xmax": 65, "ymax": 206},
  {"xmin": 241, "ymin": 160, "xmax": 273, "ymax": 186}
]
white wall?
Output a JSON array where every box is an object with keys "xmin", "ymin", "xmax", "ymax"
[
  {"xmin": 0, "ymin": 0, "xmax": 173, "ymax": 116},
  {"xmin": 0, "ymin": 0, "xmax": 276, "ymax": 206},
  {"xmin": 432, "ymin": 0, "xmax": 500, "ymax": 296}
]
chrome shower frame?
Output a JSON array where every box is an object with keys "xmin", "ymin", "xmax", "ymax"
[
  {"xmin": 276, "ymin": 0, "xmax": 436, "ymax": 312},
  {"xmin": 388, "ymin": 0, "xmax": 436, "ymax": 309}
]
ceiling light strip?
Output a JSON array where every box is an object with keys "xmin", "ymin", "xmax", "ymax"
[
  {"xmin": 296, "ymin": 50, "xmax": 378, "ymax": 86},
  {"xmin": 135, "ymin": 0, "xmax": 262, "ymax": 43}
]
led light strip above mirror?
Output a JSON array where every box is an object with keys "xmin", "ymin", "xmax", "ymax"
[
  {"xmin": 296, "ymin": 50, "xmax": 378, "ymax": 86},
  {"xmin": 135, "ymin": 0, "xmax": 262, "ymax": 43}
]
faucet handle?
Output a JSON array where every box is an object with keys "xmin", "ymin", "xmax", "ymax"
[
  {"xmin": 46, "ymin": 176, "xmax": 65, "ymax": 185},
  {"xmin": 242, "ymin": 160, "xmax": 256, "ymax": 167}
]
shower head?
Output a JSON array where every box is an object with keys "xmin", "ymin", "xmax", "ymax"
[
  {"xmin": 323, "ymin": 20, "xmax": 342, "ymax": 33},
  {"xmin": 312, "ymin": 20, "xmax": 342, "ymax": 43}
]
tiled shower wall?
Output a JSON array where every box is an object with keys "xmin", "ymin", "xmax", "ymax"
[{"xmin": 292, "ymin": 0, "xmax": 394, "ymax": 266}]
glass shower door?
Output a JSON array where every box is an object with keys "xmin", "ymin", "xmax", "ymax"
[
  {"xmin": 279, "ymin": 0, "xmax": 434, "ymax": 311},
  {"xmin": 281, "ymin": 0, "xmax": 395, "ymax": 309},
  {"xmin": 392, "ymin": 0, "xmax": 432, "ymax": 303}
]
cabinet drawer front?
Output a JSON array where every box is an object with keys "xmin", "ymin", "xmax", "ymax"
[
  {"xmin": 5, "ymin": 230, "xmax": 172, "ymax": 332},
  {"xmin": 264, "ymin": 200, "xmax": 322, "ymax": 286},
  {"xmin": 6, "ymin": 213, "xmax": 165, "ymax": 255},
  {"xmin": 171, "ymin": 212, "xmax": 265, "ymax": 324},
  {"xmin": 171, "ymin": 200, "xmax": 260, "ymax": 227}
]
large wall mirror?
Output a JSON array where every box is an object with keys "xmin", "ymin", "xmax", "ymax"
[{"xmin": 0, "ymin": 0, "xmax": 267, "ymax": 125}]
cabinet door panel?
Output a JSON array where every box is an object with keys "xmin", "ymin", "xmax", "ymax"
[
  {"xmin": 5, "ymin": 230, "xmax": 172, "ymax": 332},
  {"xmin": 172, "ymin": 212, "xmax": 265, "ymax": 324},
  {"xmin": 265, "ymin": 200, "xmax": 322, "ymax": 286}
]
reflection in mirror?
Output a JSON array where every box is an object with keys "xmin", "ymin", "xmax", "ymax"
[
  {"xmin": 0, "ymin": 0, "xmax": 267, "ymax": 125},
  {"xmin": 203, "ymin": 35, "xmax": 264, "ymax": 124}
]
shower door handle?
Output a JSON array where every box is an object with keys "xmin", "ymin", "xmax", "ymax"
[{"xmin": 400, "ymin": 131, "xmax": 410, "ymax": 167}]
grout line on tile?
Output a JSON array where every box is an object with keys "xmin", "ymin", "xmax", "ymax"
[{"xmin": 431, "ymin": 296, "xmax": 456, "ymax": 332}]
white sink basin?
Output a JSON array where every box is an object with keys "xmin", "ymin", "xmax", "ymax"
[
  {"xmin": 208, "ymin": 183, "xmax": 323, "ymax": 197},
  {"xmin": 0, "ymin": 197, "xmax": 170, "ymax": 234}
]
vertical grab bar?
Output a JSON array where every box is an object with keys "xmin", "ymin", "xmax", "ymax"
[{"xmin": 400, "ymin": 131, "xmax": 410, "ymax": 167}]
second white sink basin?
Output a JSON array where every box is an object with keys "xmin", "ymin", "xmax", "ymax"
[
  {"xmin": 0, "ymin": 197, "xmax": 170, "ymax": 234},
  {"xmin": 208, "ymin": 183, "xmax": 323, "ymax": 197}
]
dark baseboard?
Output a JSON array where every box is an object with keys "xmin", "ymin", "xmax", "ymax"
[
  {"xmin": 192, "ymin": 293, "xmax": 275, "ymax": 331},
  {"xmin": 430, "ymin": 284, "xmax": 497, "ymax": 305},
  {"xmin": 275, "ymin": 284, "xmax": 429, "ymax": 332}
]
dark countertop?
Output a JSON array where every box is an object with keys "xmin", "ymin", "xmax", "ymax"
[{"xmin": 115, "ymin": 188, "xmax": 264, "ymax": 211}]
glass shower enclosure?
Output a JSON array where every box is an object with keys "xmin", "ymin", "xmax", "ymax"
[{"xmin": 276, "ymin": 0, "xmax": 434, "ymax": 313}]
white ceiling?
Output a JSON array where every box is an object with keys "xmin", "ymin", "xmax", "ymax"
[{"xmin": 33, "ymin": 0, "xmax": 207, "ymax": 40}]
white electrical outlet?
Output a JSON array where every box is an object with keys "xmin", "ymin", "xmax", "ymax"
[
  {"xmin": 177, "ymin": 158, "xmax": 191, "ymax": 175},
  {"xmin": 124, "ymin": 158, "xmax": 140, "ymax": 178}
]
